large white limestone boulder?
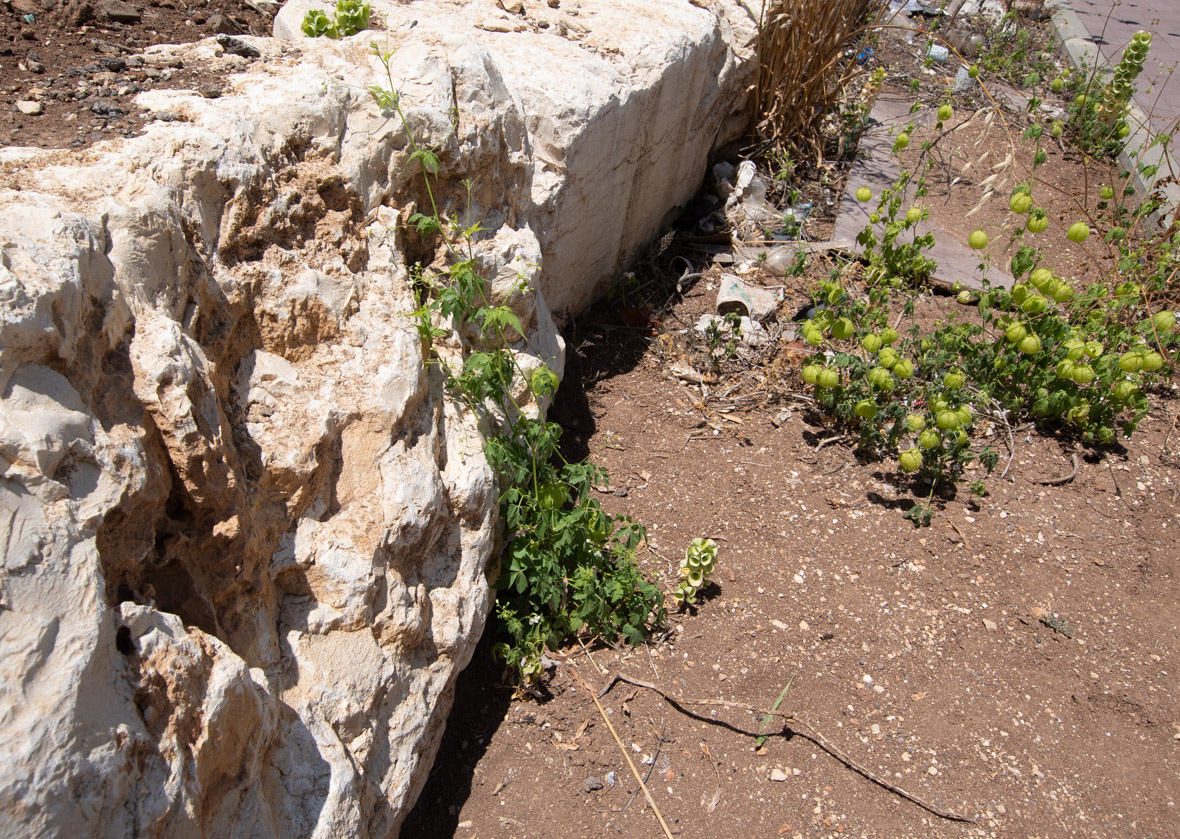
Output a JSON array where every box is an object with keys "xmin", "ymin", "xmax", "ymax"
[{"xmin": 0, "ymin": 1, "xmax": 754, "ymax": 836}]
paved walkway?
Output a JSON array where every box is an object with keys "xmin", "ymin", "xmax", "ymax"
[
  {"xmin": 828, "ymin": 92, "xmax": 1014, "ymax": 290},
  {"xmin": 1057, "ymin": 0, "xmax": 1180, "ymax": 132},
  {"xmin": 1049, "ymin": 0, "xmax": 1179, "ymax": 213}
]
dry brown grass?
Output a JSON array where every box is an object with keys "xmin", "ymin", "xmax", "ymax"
[{"xmin": 754, "ymin": 0, "xmax": 887, "ymax": 163}]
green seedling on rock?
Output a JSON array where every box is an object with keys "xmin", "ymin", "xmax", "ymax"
[{"xmin": 302, "ymin": 0, "xmax": 371, "ymax": 39}]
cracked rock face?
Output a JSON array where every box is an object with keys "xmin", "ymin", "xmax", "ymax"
[{"xmin": 0, "ymin": 1, "xmax": 751, "ymax": 836}]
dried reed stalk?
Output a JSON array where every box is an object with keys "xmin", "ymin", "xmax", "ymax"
[{"xmin": 755, "ymin": 0, "xmax": 888, "ymax": 162}]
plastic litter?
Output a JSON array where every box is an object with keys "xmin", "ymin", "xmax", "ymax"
[
  {"xmin": 927, "ymin": 43, "xmax": 949, "ymax": 62},
  {"xmin": 725, "ymin": 161, "xmax": 780, "ymax": 230},
  {"xmin": 774, "ymin": 203, "xmax": 812, "ymax": 240},
  {"xmin": 952, "ymin": 65, "xmax": 976, "ymax": 92},
  {"xmin": 712, "ymin": 161, "xmax": 737, "ymax": 202},
  {"xmin": 694, "ymin": 314, "xmax": 768, "ymax": 347},
  {"xmin": 888, "ymin": 0, "xmax": 941, "ymax": 15},
  {"xmin": 716, "ymin": 273, "xmax": 781, "ymax": 322},
  {"xmin": 722, "ymin": 160, "xmax": 812, "ymax": 241},
  {"xmin": 763, "ymin": 245, "xmax": 802, "ymax": 277},
  {"xmin": 733, "ymin": 161, "xmax": 766, "ymax": 200}
]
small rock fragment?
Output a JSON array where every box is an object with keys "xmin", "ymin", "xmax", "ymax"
[
  {"xmin": 769, "ymin": 768, "xmax": 789, "ymax": 782},
  {"xmin": 216, "ymin": 34, "xmax": 261, "ymax": 59},
  {"xmin": 206, "ymin": 12, "xmax": 240, "ymax": 34},
  {"xmin": 90, "ymin": 100, "xmax": 123, "ymax": 117},
  {"xmin": 199, "ymin": 85, "xmax": 222, "ymax": 99},
  {"xmin": 583, "ymin": 776, "xmax": 604, "ymax": 792},
  {"xmin": 16, "ymin": 100, "xmax": 43, "ymax": 115},
  {"xmin": 982, "ymin": 618, "xmax": 998, "ymax": 631},
  {"xmin": 98, "ymin": 0, "xmax": 141, "ymax": 24}
]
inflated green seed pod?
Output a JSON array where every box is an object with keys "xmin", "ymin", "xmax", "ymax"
[{"xmin": 1099, "ymin": 30, "xmax": 1152, "ymax": 124}]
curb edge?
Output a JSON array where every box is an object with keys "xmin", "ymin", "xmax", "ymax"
[{"xmin": 1043, "ymin": 0, "xmax": 1177, "ymax": 220}]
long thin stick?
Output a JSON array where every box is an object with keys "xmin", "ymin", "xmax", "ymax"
[
  {"xmin": 570, "ymin": 668, "xmax": 675, "ymax": 839},
  {"xmin": 598, "ymin": 672, "xmax": 976, "ymax": 825},
  {"xmin": 999, "ymin": 410, "xmax": 1017, "ymax": 481},
  {"xmin": 576, "ymin": 635, "xmax": 605, "ymax": 674},
  {"xmin": 600, "ymin": 722, "xmax": 668, "ymax": 815}
]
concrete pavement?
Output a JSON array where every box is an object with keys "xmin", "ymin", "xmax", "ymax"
[
  {"xmin": 1048, "ymin": 0, "xmax": 1179, "ymax": 213},
  {"xmin": 1057, "ymin": 0, "xmax": 1179, "ymax": 130}
]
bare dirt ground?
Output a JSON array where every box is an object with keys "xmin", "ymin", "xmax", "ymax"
[
  {"xmin": 405, "ymin": 19, "xmax": 1180, "ymax": 839},
  {"xmin": 406, "ymin": 269, "xmax": 1180, "ymax": 839}
]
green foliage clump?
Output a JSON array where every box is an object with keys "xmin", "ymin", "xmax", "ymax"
[
  {"xmin": 302, "ymin": 0, "xmax": 371, "ymax": 39},
  {"xmin": 977, "ymin": 10, "xmax": 1059, "ymax": 89},
  {"xmin": 800, "ymin": 253, "xmax": 1174, "ymax": 523},
  {"xmin": 855, "ymin": 166, "xmax": 937, "ymax": 286},
  {"xmin": 1062, "ymin": 31, "xmax": 1154, "ymax": 159},
  {"xmin": 802, "ymin": 103, "xmax": 1176, "ymax": 525},
  {"xmin": 1096, "ymin": 31, "xmax": 1152, "ymax": 127},
  {"xmin": 673, "ymin": 538, "xmax": 718, "ymax": 606}
]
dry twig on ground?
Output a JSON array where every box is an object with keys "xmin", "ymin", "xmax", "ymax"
[
  {"xmin": 1032, "ymin": 452, "xmax": 1080, "ymax": 485},
  {"xmin": 593, "ymin": 671, "xmax": 977, "ymax": 825}
]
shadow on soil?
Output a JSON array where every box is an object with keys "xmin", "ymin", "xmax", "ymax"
[
  {"xmin": 403, "ymin": 295, "xmax": 662, "ymax": 836},
  {"xmin": 400, "ymin": 630, "xmax": 514, "ymax": 838},
  {"xmin": 551, "ymin": 318, "xmax": 655, "ymax": 464}
]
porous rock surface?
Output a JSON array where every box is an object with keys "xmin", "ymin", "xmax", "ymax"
[{"xmin": 0, "ymin": 1, "xmax": 753, "ymax": 836}]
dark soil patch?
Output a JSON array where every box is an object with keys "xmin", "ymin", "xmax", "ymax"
[{"xmin": 0, "ymin": 0, "xmax": 275, "ymax": 149}]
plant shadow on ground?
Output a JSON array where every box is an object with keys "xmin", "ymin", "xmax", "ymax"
[
  {"xmin": 677, "ymin": 579, "xmax": 724, "ymax": 611},
  {"xmin": 863, "ymin": 469, "xmax": 963, "ymax": 512},
  {"xmin": 400, "ymin": 631, "xmax": 514, "ymax": 839}
]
